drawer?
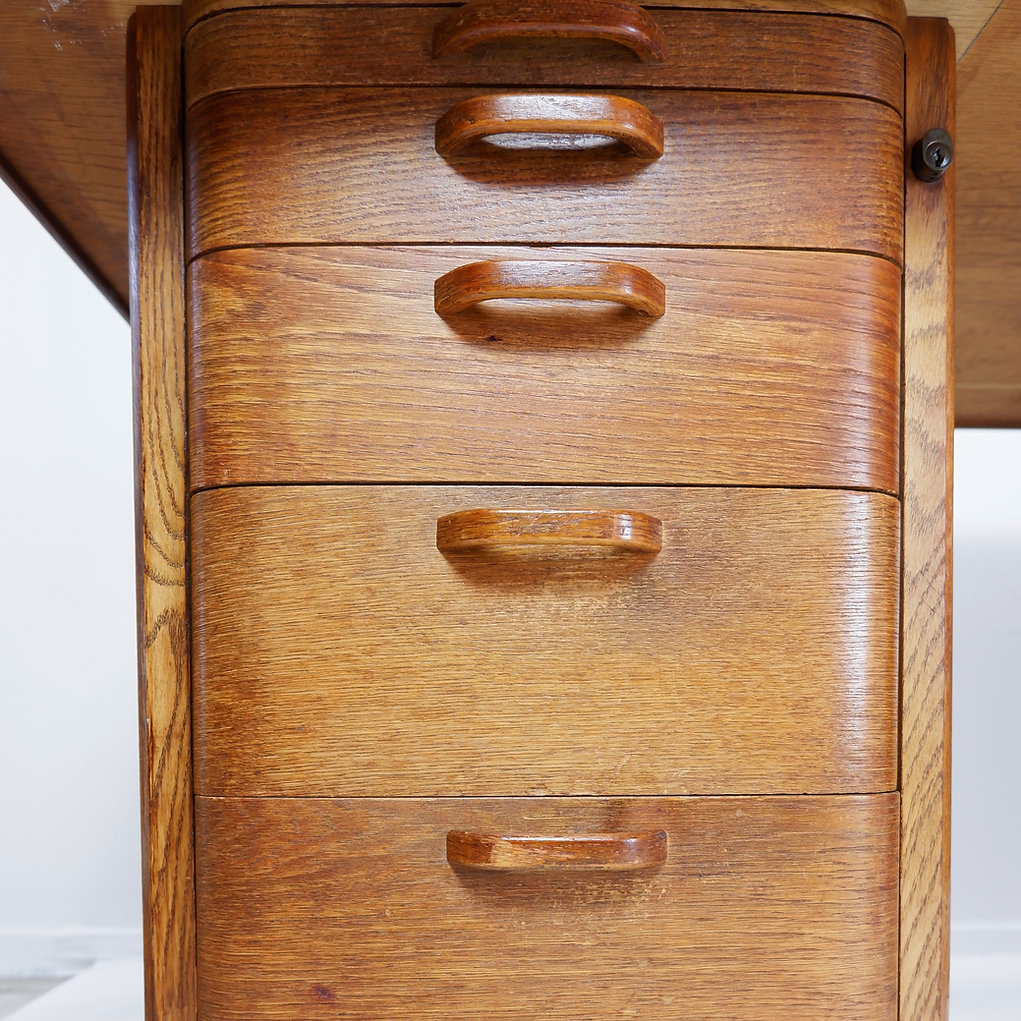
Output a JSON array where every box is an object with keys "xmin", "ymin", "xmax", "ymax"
[
  {"xmin": 195, "ymin": 793, "xmax": 899, "ymax": 1020},
  {"xmin": 185, "ymin": 6, "xmax": 904, "ymax": 112},
  {"xmin": 188, "ymin": 246, "xmax": 901, "ymax": 492},
  {"xmin": 186, "ymin": 86, "xmax": 903, "ymax": 260},
  {"xmin": 191, "ymin": 485, "xmax": 900, "ymax": 797}
]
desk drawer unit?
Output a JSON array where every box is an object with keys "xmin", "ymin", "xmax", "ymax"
[{"xmin": 128, "ymin": 0, "xmax": 954, "ymax": 1018}]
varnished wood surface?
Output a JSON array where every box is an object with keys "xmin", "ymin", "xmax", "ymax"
[
  {"xmin": 5, "ymin": 0, "xmax": 1013, "ymax": 429},
  {"xmin": 191, "ymin": 485, "xmax": 900, "ymax": 798},
  {"xmin": 924, "ymin": 0, "xmax": 1001, "ymax": 57},
  {"xmin": 445, "ymin": 828, "xmax": 670, "ymax": 870},
  {"xmin": 433, "ymin": 259, "xmax": 666, "ymax": 317},
  {"xmin": 433, "ymin": 0, "xmax": 670, "ymax": 61},
  {"xmin": 183, "ymin": 0, "xmax": 909, "ymax": 36},
  {"xmin": 954, "ymin": 0, "xmax": 1021, "ymax": 425},
  {"xmin": 189, "ymin": 246, "xmax": 901, "ymax": 492},
  {"xmin": 127, "ymin": 9, "xmax": 197, "ymax": 1021},
  {"xmin": 184, "ymin": 6, "xmax": 905, "ymax": 113},
  {"xmin": 435, "ymin": 508, "xmax": 664, "ymax": 553},
  {"xmin": 434, "ymin": 93, "xmax": 665, "ymax": 158},
  {"xmin": 4, "ymin": 0, "xmax": 1017, "ymax": 428},
  {"xmin": 186, "ymin": 88, "xmax": 904, "ymax": 261},
  {"xmin": 900, "ymin": 18, "xmax": 954, "ymax": 1021},
  {"xmin": 194, "ymin": 793, "xmax": 900, "ymax": 1020}
]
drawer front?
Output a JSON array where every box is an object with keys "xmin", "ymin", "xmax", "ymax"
[
  {"xmin": 186, "ymin": 7, "xmax": 904, "ymax": 112},
  {"xmin": 195, "ymin": 793, "xmax": 899, "ymax": 1020},
  {"xmin": 186, "ymin": 87, "xmax": 903, "ymax": 260},
  {"xmin": 184, "ymin": 0, "xmax": 908, "ymax": 33},
  {"xmin": 188, "ymin": 246, "xmax": 901, "ymax": 492},
  {"xmin": 191, "ymin": 486, "xmax": 900, "ymax": 797}
]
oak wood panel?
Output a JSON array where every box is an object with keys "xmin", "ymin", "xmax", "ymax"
[
  {"xmin": 901, "ymin": 18, "xmax": 954, "ymax": 1021},
  {"xmin": 127, "ymin": 8, "xmax": 197, "ymax": 1021},
  {"xmin": 189, "ymin": 246, "xmax": 901, "ymax": 491},
  {"xmin": 191, "ymin": 485, "xmax": 900, "ymax": 798},
  {"xmin": 922, "ymin": 0, "xmax": 1001, "ymax": 57},
  {"xmin": 195, "ymin": 794, "xmax": 900, "ymax": 1021},
  {"xmin": 184, "ymin": 6, "xmax": 905, "ymax": 113},
  {"xmin": 183, "ymin": 0, "xmax": 909, "ymax": 37},
  {"xmin": 186, "ymin": 88, "xmax": 904, "ymax": 261},
  {"xmin": 954, "ymin": 0, "xmax": 1021, "ymax": 426}
]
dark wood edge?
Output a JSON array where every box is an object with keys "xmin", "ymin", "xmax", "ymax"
[
  {"xmin": 954, "ymin": 391, "xmax": 1021, "ymax": 429},
  {"xmin": 0, "ymin": 149, "xmax": 129, "ymax": 319},
  {"xmin": 900, "ymin": 16, "xmax": 954, "ymax": 1021},
  {"xmin": 128, "ymin": 7, "xmax": 197, "ymax": 1021}
]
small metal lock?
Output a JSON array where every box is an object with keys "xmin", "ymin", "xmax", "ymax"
[{"xmin": 912, "ymin": 128, "xmax": 954, "ymax": 182}]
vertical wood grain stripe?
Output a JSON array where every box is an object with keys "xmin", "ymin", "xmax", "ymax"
[
  {"xmin": 128, "ymin": 8, "xmax": 197, "ymax": 1021},
  {"xmin": 901, "ymin": 18, "xmax": 954, "ymax": 1021}
]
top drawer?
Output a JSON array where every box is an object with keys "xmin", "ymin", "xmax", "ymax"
[
  {"xmin": 184, "ymin": 5, "xmax": 905, "ymax": 111},
  {"xmin": 187, "ymin": 85, "xmax": 903, "ymax": 260}
]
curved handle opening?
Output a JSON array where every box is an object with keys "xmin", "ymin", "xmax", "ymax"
[
  {"xmin": 435, "ymin": 260, "xmax": 666, "ymax": 318},
  {"xmin": 436, "ymin": 509, "xmax": 663, "ymax": 554},
  {"xmin": 435, "ymin": 94, "xmax": 663, "ymax": 159},
  {"xmin": 434, "ymin": 0, "xmax": 668, "ymax": 62},
  {"xmin": 447, "ymin": 830, "xmax": 668, "ymax": 870}
]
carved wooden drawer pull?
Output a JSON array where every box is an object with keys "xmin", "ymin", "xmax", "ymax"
[
  {"xmin": 434, "ymin": 259, "xmax": 666, "ymax": 317},
  {"xmin": 433, "ymin": 0, "xmax": 668, "ymax": 62},
  {"xmin": 436, "ymin": 508, "xmax": 663, "ymax": 553},
  {"xmin": 447, "ymin": 829, "xmax": 669, "ymax": 870},
  {"xmin": 435, "ymin": 93, "xmax": 664, "ymax": 158}
]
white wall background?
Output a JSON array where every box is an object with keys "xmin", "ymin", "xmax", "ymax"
[
  {"xmin": 0, "ymin": 182, "xmax": 140, "ymax": 971},
  {"xmin": 952, "ymin": 429, "xmax": 1021, "ymax": 950},
  {"xmin": 1, "ymin": 178, "xmax": 1019, "ymax": 978}
]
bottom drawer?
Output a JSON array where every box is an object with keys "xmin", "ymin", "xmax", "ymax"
[{"xmin": 196, "ymin": 794, "xmax": 898, "ymax": 1020}]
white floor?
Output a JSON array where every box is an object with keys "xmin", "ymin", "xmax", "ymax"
[
  {"xmin": 7, "ymin": 960, "xmax": 142, "ymax": 1020},
  {"xmin": 3, "ymin": 955, "xmax": 1018, "ymax": 1019},
  {"xmin": 950, "ymin": 955, "xmax": 1021, "ymax": 1021}
]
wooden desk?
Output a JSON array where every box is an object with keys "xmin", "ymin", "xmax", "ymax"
[{"xmin": 129, "ymin": 3, "xmax": 952, "ymax": 1017}]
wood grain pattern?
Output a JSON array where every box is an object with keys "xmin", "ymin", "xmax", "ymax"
[
  {"xmin": 185, "ymin": 88, "xmax": 904, "ymax": 261},
  {"xmin": 921, "ymin": 0, "xmax": 1001, "ymax": 57},
  {"xmin": 954, "ymin": 0, "xmax": 1021, "ymax": 426},
  {"xmin": 433, "ymin": 0, "xmax": 669, "ymax": 61},
  {"xmin": 9, "ymin": 0, "xmax": 1014, "ymax": 427},
  {"xmin": 435, "ymin": 508, "xmax": 663, "ymax": 552},
  {"xmin": 434, "ymin": 93, "xmax": 665, "ymax": 158},
  {"xmin": 190, "ymin": 486, "xmax": 900, "ymax": 798},
  {"xmin": 434, "ymin": 259, "xmax": 666, "ymax": 317},
  {"xmin": 184, "ymin": 6, "xmax": 905, "ymax": 113},
  {"xmin": 445, "ymin": 829, "xmax": 670, "ymax": 870},
  {"xmin": 183, "ymin": 0, "xmax": 909, "ymax": 38},
  {"xmin": 188, "ymin": 246, "xmax": 902, "ymax": 492},
  {"xmin": 194, "ymin": 794, "xmax": 900, "ymax": 1020},
  {"xmin": 127, "ymin": 8, "xmax": 196, "ymax": 1021},
  {"xmin": 901, "ymin": 18, "xmax": 954, "ymax": 1021}
]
